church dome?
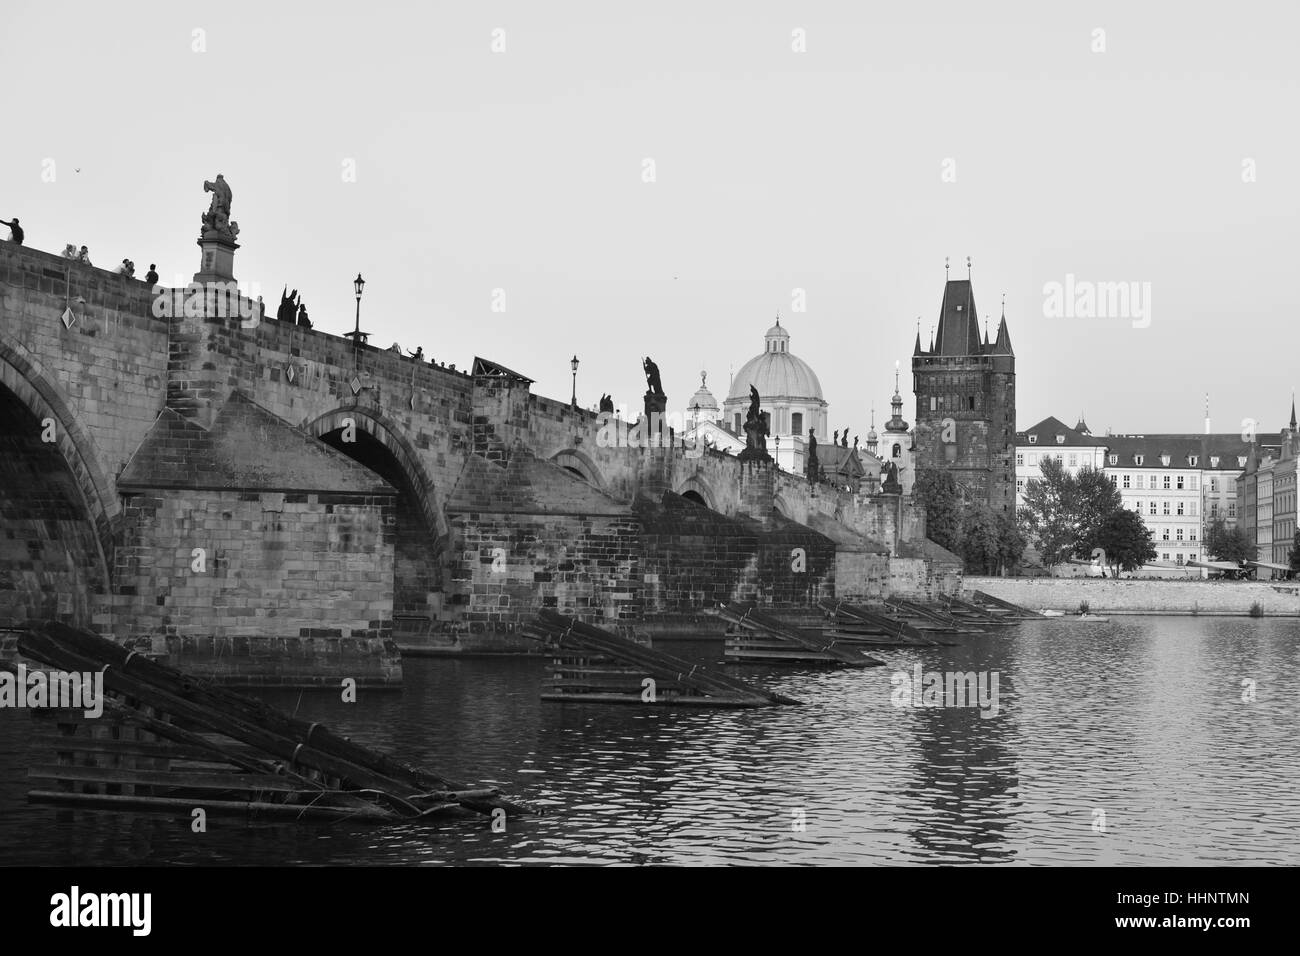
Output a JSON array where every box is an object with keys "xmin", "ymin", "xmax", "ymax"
[
  {"xmin": 687, "ymin": 371, "xmax": 720, "ymax": 421},
  {"xmin": 725, "ymin": 318, "xmax": 825, "ymax": 403}
]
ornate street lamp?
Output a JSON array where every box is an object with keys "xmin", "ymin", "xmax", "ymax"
[
  {"xmin": 346, "ymin": 273, "xmax": 367, "ymax": 346},
  {"xmin": 570, "ymin": 354, "xmax": 579, "ymax": 408}
]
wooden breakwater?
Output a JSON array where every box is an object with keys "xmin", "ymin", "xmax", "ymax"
[
  {"xmin": 12, "ymin": 622, "xmax": 526, "ymax": 823},
  {"xmin": 522, "ymin": 611, "xmax": 802, "ymax": 707}
]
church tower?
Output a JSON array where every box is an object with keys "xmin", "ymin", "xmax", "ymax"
[{"xmin": 911, "ymin": 266, "xmax": 1016, "ymax": 511}]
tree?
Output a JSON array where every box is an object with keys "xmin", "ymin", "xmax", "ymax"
[
  {"xmin": 1094, "ymin": 508, "xmax": 1156, "ymax": 576},
  {"xmin": 1205, "ymin": 516, "xmax": 1254, "ymax": 565},
  {"xmin": 1018, "ymin": 457, "xmax": 1075, "ymax": 567},
  {"xmin": 1070, "ymin": 466, "xmax": 1124, "ymax": 559},
  {"xmin": 913, "ymin": 468, "xmax": 963, "ymax": 555},
  {"xmin": 996, "ymin": 510, "xmax": 1027, "ymax": 575},
  {"xmin": 960, "ymin": 501, "xmax": 1000, "ymax": 575}
]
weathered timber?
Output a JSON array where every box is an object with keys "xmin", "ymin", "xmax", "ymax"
[
  {"xmin": 524, "ymin": 611, "xmax": 801, "ymax": 706},
  {"xmin": 717, "ymin": 603, "xmax": 887, "ymax": 668},
  {"xmin": 815, "ymin": 599, "xmax": 953, "ymax": 646},
  {"xmin": 967, "ymin": 590, "xmax": 1046, "ymax": 620},
  {"xmin": 16, "ymin": 623, "xmax": 528, "ymax": 822}
]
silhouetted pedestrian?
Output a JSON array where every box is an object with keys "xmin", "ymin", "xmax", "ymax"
[
  {"xmin": 1, "ymin": 217, "xmax": 22, "ymax": 245},
  {"xmin": 145, "ymin": 264, "xmax": 159, "ymax": 286},
  {"xmin": 78, "ymin": 246, "xmax": 91, "ymax": 265}
]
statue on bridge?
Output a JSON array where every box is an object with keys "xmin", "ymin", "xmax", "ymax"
[
  {"xmin": 200, "ymin": 174, "xmax": 239, "ymax": 243},
  {"xmin": 806, "ymin": 429, "xmax": 821, "ymax": 484},
  {"xmin": 599, "ymin": 393, "xmax": 614, "ymax": 414},
  {"xmin": 642, "ymin": 356, "xmax": 667, "ymax": 421},
  {"xmin": 882, "ymin": 460, "xmax": 902, "ymax": 494},
  {"xmin": 643, "ymin": 357, "xmax": 665, "ymax": 399},
  {"xmin": 737, "ymin": 385, "xmax": 771, "ymax": 462}
]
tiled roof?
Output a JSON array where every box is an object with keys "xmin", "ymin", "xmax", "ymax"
[
  {"xmin": 1016, "ymin": 416, "xmax": 1107, "ymax": 448},
  {"xmin": 931, "ymin": 279, "xmax": 982, "ymax": 356},
  {"xmin": 1102, "ymin": 433, "xmax": 1281, "ymax": 471}
]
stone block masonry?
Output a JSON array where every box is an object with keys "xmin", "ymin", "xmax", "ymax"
[
  {"xmin": 966, "ymin": 575, "xmax": 1300, "ymax": 616},
  {"xmin": 1, "ymin": 238, "xmax": 965, "ymax": 669}
]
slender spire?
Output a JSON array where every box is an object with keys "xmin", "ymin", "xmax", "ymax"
[
  {"xmin": 967, "ymin": 255, "xmax": 972, "ymax": 280},
  {"xmin": 944, "ymin": 256, "xmax": 949, "ymax": 279},
  {"xmin": 1291, "ymin": 390, "xmax": 1297, "ymax": 430}
]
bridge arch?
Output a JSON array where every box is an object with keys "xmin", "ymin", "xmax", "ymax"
[
  {"xmin": 674, "ymin": 474, "xmax": 719, "ymax": 512},
  {"xmin": 304, "ymin": 407, "xmax": 447, "ymax": 541},
  {"xmin": 550, "ymin": 448, "xmax": 608, "ymax": 490},
  {"xmin": 306, "ymin": 407, "xmax": 448, "ymax": 626},
  {"xmin": 0, "ymin": 337, "xmax": 115, "ymax": 626}
]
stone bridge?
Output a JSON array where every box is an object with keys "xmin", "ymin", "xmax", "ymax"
[{"xmin": 0, "ymin": 240, "xmax": 959, "ymax": 674}]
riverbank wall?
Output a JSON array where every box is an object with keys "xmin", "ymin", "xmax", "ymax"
[{"xmin": 965, "ymin": 575, "xmax": 1300, "ymax": 616}]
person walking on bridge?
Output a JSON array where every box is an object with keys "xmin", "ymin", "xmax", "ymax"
[{"xmin": 1, "ymin": 217, "xmax": 22, "ymax": 245}]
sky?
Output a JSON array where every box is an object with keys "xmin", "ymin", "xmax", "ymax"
[{"xmin": 2, "ymin": 1, "xmax": 1298, "ymax": 439}]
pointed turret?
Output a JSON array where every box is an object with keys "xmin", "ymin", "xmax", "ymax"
[
  {"xmin": 991, "ymin": 304, "xmax": 1013, "ymax": 355},
  {"xmin": 932, "ymin": 279, "xmax": 982, "ymax": 355}
]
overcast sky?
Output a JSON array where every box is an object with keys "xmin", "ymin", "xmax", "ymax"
[{"xmin": 3, "ymin": 1, "xmax": 1297, "ymax": 438}]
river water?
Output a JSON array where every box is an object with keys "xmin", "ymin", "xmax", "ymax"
[{"xmin": 1, "ymin": 616, "xmax": 1296, "ymax": 866}]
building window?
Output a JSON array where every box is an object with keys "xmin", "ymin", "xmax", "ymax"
[
  {"xmin": 1135, "ymin": 455, "xmax": 1144, "ymax": 466},
  {"xmin": 1238, "ymin": 456, "xmax": 1246, "ymax": 467},
  {"xmin": 734, "ymin": 413, "xmax": 742, "ymax": 432},
  {"xmin": 1189, "ymin": 456, "xmax": 1198, "ymax": 467},
  {"xmin": 892, "ymin": 443, "xmax": 901, "ymax": 458},
  {"xmin": 1136, "ymin": 501, "xmax": 1143, "ymax": 513},
  {"xmin": 1161, "ymin": 455, "xmax": 1171, "ymax": 466},
  {"xmin": 1177, "ymin": 502, "xmax": 1184, "ymax": 516},
  {"xmin": 1149, "ymin": 502, "xmax": 1157, "ymax": 515},
  {"xmin": 1211, "ymin": 456, "xmax": 1220, "ymax": 467},
  {"xmin": 1211, "ymin": 503, "xmax": 1218, "ymax": 516},
  {"xmin": 1028, "ymin": 453, "xmax": 1037, "ymax": 465},
  {"xmin": 1016, "ymin": 478, "xmax": 1025, "ymax": 492},
  {"xmin": 1162, "ymin": 529, "xmax": 1169, "ymax": 540},
  {"xmin": 1190, "ymin": 529, "xmax": 1197, "ymax": 541},
  {"xmin": 1176, "ymin": 528, "xmax": 1184, "ymax": 541},
  {"xmin": 1109, "ymin": 454, "xmax": 1118, "ymax": 465},
  {"xmin": 1122, "ymin": 474, "xmax": 1131, "ymax": 489},
  {"xmin": 1016, "ymin": 453, "xmax": 1024, "ymax": 466},
  {"xmin": 1110, "ymin": 475, "xmax": 1117, "ymax": 487},
  {"xmin": 1210, "ymin": 478, "xmax": 1218, "ymax": 493},
  {"xmin": 1163, "ymin": 476, "xmax": 1171, "ymax": 490},
  {"xmin": 1176, "ymin": 553, "xmax": 1184, "ymax": 565},
  {"xmin": 792, "ymin": 412, "xmax": 803, "ymax": 435},
  {"xmin": 1029, "ymin": 434, "xmax": 1037, "ymax": 444},
  {"xmin": 1134, "ymin": 474, "xmax": 1144, "ymax": 490},
  {"xmin": 968, "ymin": 396, "xmax": 975, "ymax": 410},
  {"xmin": 1229, "ymin": 503, "xmax": 1236, "ymax": 517},
  {"xmin": 1189, "ymin": 501, "xmax": 1197, "ymax": 516},
  {"xmin": 1069, "ymin": 454, "xmax": 1078, "ymax": 467},
  {"xmin": 1163, "ymin": 501, "xmax": 1170, "ymax": 515},
  {"xmin": 930, "ymin": 397, "xmax": 937, "ymax": 412}
]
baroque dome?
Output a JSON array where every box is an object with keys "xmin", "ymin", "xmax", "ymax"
[{"xmin": 725, "ymin": 318, "xmax": 825, "ymax": 403}]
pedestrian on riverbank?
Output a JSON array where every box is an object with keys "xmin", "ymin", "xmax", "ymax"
[{"xmin": 145, "ymin": 264, "xmax": 158, "ymax": 286}]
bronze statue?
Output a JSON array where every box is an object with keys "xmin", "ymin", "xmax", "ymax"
[
  {"xmin": 806, "ymin": 429, "xmax": 820, "ymax": 484},
  {"xmin": 833, "ymin": 430, "xmax": 839, "ymax": 445},
  {"xmin": 736, "ymin": 385, "xmax": 770, "ymax": 460},
  {"xmin": 643, "ymin": 357, "xmax": 665, "ymax": 398},
  {"xmin": 296, "ymin": 300, "xmax": 311, "ymax": 329},
  {"xmin": 599, "ymin": 394, "xmax": 614, "ymax": 413},
  {"xmin": 841, "ymin": 431, "xmax": 848, "ymax": 448}
]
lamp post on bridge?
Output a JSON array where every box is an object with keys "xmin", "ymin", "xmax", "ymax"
[
  {"xmin": 345, "ymin": 273, "xmax": 367, "ymax": 347},
  {"xmin": 570, "ymin": 354, "xmax": 579, "ymax": 409}
]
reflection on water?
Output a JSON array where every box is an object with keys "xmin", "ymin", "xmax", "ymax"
[{"xmin": 1, "ymin": 617, "xmax": 1297, "ymax": 865}]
